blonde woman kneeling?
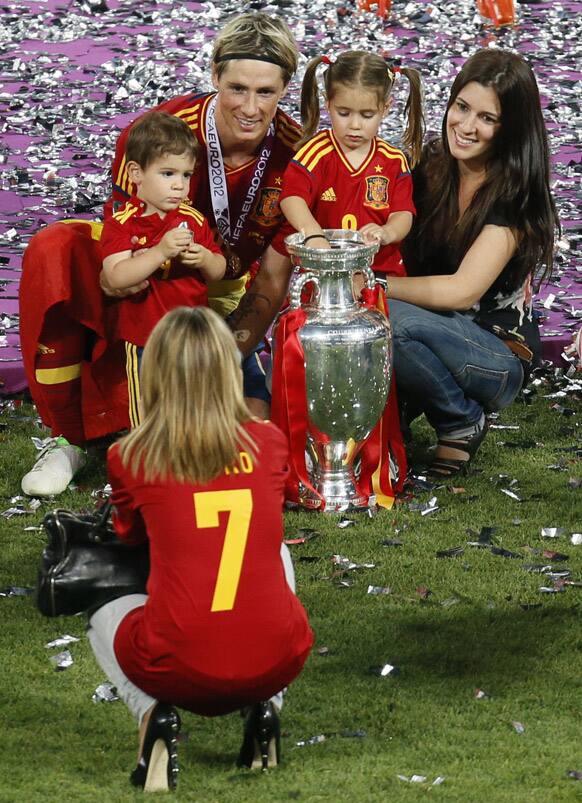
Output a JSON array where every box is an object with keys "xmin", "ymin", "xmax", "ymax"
[{"xmin": 87, "ymin": 307, "xmax": 313, "ymax": 792}]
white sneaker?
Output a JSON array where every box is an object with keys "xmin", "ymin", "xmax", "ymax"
[{"xmin": 21, "ymin": 436, "xmax": 87, "ymax": 497}]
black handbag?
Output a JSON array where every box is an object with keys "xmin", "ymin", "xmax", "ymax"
[{"xmin": 37, "ymin": 501, "xmax": 150, "ymax": 617}]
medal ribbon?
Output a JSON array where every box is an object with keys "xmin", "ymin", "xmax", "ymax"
[{"xmin": 205, "ymin": 94, "xmax": 275, "ymax": 247}]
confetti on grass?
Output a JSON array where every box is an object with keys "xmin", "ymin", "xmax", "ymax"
[
  {"xmin": 49, "ymin": 649, "xmax": 73, "ymax": 671},
  {"xmin": 0, "ymin": 586, "xmax": 34, "ymax": 597},
  {"xmin": 541, "ymin": 527, "xmax": 566, "ymax": 538},
  {"xmin": 284, "ymin": 528, "xmax": 321, "ymax": 546},
  {"xmin": 397, "ymin": 775, "xmax": 445, "ymax": 785},
  {"xmin": 92, "ymin": 682, "xmax": 119, "ymax": 703},
  {"xmin": 45, "ymin": 635, "xmax": 80, "ymax": 649},
  {"xmin": 295, "ymin": 730, "xmax": 366, "ymax": 748},
  {"xmin": 436, "ymin": 546, "xmax": 464, "ymax": 558},
  {"xmin": 369, "ymin": 663, "xmax": 400, "ymax": 677}
]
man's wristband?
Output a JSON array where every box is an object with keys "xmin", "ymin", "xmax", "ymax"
[{"xmin": 303, "ymin": 234, "xmax": 329, "ymax": 245}]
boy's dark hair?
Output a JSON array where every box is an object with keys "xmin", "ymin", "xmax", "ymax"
[{"xmin": 126, "ymin": 111, "xmax": 198, "ymax": 167}]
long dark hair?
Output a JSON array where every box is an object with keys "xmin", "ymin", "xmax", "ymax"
[
  {"xmin": 300, "ymin": 51, "xmax": 424, "ymax": 167},
  {"xmin": 406, "ymin": 49, "xmax": 558, "ymax": 288}
]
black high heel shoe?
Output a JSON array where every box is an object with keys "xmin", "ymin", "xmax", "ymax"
[
  {"xmin": 130, "ymin": 702, "xmax": 181, "ymax": 792},
  {"xmin": 237, "ymin": 701, "xmax": 281, "ymax": 771}
]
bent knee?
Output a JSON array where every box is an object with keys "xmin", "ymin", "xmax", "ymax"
[{"xmin": 480, "ymin": 359, "xmax": 524, "ymax": 412}]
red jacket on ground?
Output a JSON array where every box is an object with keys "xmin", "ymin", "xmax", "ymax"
[{"xmin": 19, "ymin": 220, "xmax": 130, "ymax": 440}]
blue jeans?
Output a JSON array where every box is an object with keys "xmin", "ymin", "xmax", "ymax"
[
  {"xmin": 136, "ymin": 342, "xmax": 272, "ymax": 405},
  {"xmin": 242, "ymin": 340, "xmax": 271, "ymax": 403},
  {"xmin": 389, "ymin": 300, "xmax": 524, "ymax": 436}
]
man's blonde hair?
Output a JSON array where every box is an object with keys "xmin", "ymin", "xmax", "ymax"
[
  {"xmin": 212, "ymin": 12, "xmax": 298, "ymax": 86},
  {"xmin": 118, "ymin": 307, "xmax": 255, "ymax": 484}
]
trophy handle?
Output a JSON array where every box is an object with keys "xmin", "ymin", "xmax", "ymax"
[
  {"xmin": 289, "ymin": 271, "xmax": 320, "ymax": 309},
  {"xmin": 361, "ymin": 265, "xmax": 376, "ymax": 290}
]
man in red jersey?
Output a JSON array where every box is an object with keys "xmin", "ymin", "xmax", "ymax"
[
  {"xmin": 104, "ymin": 12, "xmax": 302, "ymax": 419},
  {"xmin": 109, "ymin": 81, "xmax": 300, "ymax": 288},
  {"xmin": 19, "ymin": 12, "xmax": 301, "ymax": 496}
]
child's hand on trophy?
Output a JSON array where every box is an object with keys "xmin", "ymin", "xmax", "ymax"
[
  {"xmin": 302, "ymin": 232, "xmax": 331, "ymax": 250},
  {"xmin": 360, "ymin": 223, "xmax": 389, "ymax": 245}
]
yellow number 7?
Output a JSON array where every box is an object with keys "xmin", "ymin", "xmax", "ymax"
[{"xmin": 194, "ymin": 489, "xmax": 253, "ymax": 612}]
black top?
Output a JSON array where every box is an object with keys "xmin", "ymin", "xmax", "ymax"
[{"xmin": 472, "ymin": 208, "xmax": 541, "ymax": 367}]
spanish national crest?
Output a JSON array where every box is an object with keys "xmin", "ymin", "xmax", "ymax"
[
  {"xmin": 250, "ymin": 187, "xmax": 282, "ymax": 227},
  {"xmin": 364, "ymin": 175, "xmax": 390, "ymax": 210}
]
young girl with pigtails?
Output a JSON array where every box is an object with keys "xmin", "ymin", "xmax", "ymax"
[{"xmin": 279, "ymin": 50, "xmax": 424, "ymax": 278}]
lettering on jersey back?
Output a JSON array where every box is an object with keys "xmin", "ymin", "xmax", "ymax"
[{"xmin": 224, "ymin": 450, "xmax": 254, "ymax": 475}]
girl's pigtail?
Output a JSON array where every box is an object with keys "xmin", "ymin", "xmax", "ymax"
[
  {"xmin": 299, "ymin": 55, "xmax": 326, "ymax": 144},
  {"xmin": 398, "ymin": 66, "xmax": 425, "ymax": 169}
]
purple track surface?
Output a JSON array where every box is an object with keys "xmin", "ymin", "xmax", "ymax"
[{"xmin": 0, "ymin": 0, "xmax": 579, "ymax": 394}]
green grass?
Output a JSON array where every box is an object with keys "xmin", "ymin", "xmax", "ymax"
[{"xmin": 0, "ymin": 385, "xmax": 580, "ymax": 803}]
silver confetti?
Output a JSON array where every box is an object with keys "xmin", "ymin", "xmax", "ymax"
[
  {"xmin": 49, "ymin": 649, "xmax": 74, "ymax": 671},
  {"xmin": 92, "ymin": 681, "xmax": 120, "ymax": 703},
  {"xmin": 45, "ymin": 634, "xmax": 80, "ymax": 649}
]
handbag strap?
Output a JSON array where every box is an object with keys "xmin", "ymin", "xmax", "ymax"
[{"xmin": 95, "ymin": 499, "xmax": 113, "ymax": 529}]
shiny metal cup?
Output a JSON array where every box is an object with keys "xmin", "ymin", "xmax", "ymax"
[{"xmin": 279, "ymin": 230, "xmax": 392, "ymax": 511}]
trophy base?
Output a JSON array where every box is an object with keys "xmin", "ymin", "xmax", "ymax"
[{"xmin": 299, "ymin": 471, "xmax": 368, "ymax": 513}]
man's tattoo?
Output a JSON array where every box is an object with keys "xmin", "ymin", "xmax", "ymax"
[
  {"xmin": 233, "ymin": 329, "xmax": 251, "ymax": 343},
  {"xmin": 228, "ymin": 292, "xmax": 272, "ymax": 328}
]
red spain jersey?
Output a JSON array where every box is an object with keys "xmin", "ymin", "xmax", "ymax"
[
  {"xmin": 101, "ymin": 199, "xmax": 219, "ymax": 346},
  {"xmin": 109, "ymin": 92, "xmax": 302, "ymax": 277},
  {"xmin": 280, "ymin": 130, "xmax": 415, "ymax": 276},
  {"xmin": 108, "ymin": 420, "xmax": 314, "ymax": 716}
]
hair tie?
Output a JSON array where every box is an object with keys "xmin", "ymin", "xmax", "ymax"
[
  {"xmin": 384, "ymin": 57, "xmax": 401, "ymax": 77},
  {"xmin": 321, "ymin": 54, "xmax": 336, "ymax": 65}
]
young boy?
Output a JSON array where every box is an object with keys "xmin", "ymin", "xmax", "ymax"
[{"xmin": 100, "ymin": 111, "xmax": 226, "ymax": 426}]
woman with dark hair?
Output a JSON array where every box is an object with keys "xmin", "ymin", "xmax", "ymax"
[{"xmin": 385, "ymin": 48, "xmax": 559, "ymax": 475}]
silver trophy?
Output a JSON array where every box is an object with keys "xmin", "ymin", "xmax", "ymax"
[{"xmin": 278, "ymin": 229, "xmax": 392, "ymax": 511}]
